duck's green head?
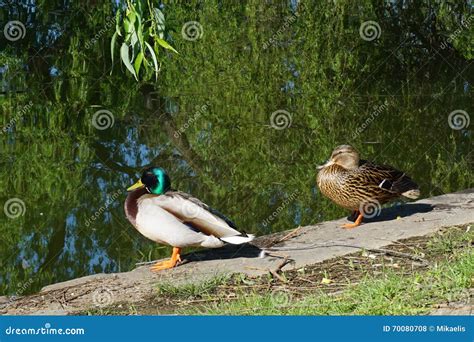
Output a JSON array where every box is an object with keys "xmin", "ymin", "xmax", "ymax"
[{"xmin": 127, "ymin": 167, "xmax": 171, "ymax": 195}]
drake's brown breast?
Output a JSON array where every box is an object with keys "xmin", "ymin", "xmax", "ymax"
[{"xmin": 124, "ymin": 187, "xmax": 148, "ymax": 227}]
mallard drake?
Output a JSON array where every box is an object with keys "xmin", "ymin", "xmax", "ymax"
[
  {"xmin": 317, "ymin": 145, "xmax": 420, "ymax": 229},
  {"xmin": 125, "ymin": 167, "xmax": 254, "ymax": 271}
]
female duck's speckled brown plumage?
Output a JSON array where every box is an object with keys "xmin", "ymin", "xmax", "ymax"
[{"xmin": 317, "ymin": 145, "xmax": 420, "ymax": 228}]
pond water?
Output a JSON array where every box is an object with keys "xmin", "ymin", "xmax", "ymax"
[{"xmin": 0, "ymin": 1, "xmax": 472, "ymax": 295}]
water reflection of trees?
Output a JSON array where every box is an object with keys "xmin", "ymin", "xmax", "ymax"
[{"xmin": 0, "ymin": 0, "xmax": 471, "ymax": 294}]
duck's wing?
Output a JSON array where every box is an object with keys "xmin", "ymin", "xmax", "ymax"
[
  {"xmin": 171, "ymin": 191, "xmax": 239, "ymax": 228},
  {"xmin": 359, "ymin": 161, "xmax": 419, "ymax": 198},
  {"xmin": 152, "ymin": 190, "xmax": 253, "ymax": 243}
]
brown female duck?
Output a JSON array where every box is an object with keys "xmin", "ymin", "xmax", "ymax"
[{"xmin": 317, "ymin": 145, "xmax": 420, "ymax": 228}]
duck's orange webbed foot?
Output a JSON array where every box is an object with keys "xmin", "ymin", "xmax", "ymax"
[
  {"xmin": 150, "ymin": 247, "xmax": 182, "ymax": 272},
  {"xmin": 342, "ymin": 211, "xmax": 364, "ymax": 229}
]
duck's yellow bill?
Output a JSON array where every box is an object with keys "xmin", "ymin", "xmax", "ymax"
[{"xmin": 127, "ymin": 179, "xmax": 144, "ymax": 191}]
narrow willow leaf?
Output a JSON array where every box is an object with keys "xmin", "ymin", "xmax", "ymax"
[
  {"xmin": 127, "ymin": 9, "xmax": 136, "ymax": 27},
  {"xmin": 136, "ymin": 0, "xmax": 143, "ymax": 14},
  {"xmin": 145, "ymin": 41, "xmax": 159, "ymax": 80},
  {"xmin": 134, "ymin": 51, "xmax": 144, "ymax": 76},
  {"xmin": 110, "ymin": 31, "xmax": 118, "ymax": 64},
  {"xmin": 153, "ymin": 8, "xmax": 165, "ymax": 39},
  {"xmin": 120, "ymin": 43, "xmax": 138, "ymax": 80},
  {"xmin": 156, "ymin": 38, "xmax": 178, "ymax": 54},
  {"xmin": 115, "ymin": 10, "xmax": 122, "ymax": 36},
  {"xmin": 136, "ymin": 13, "xmax": 144, "ymax": 51},
  {"xmin": 153, "ymin": 41, "xmax": 160, "ymax": 57},
  {"xmin": 123, "ymin": 18, "xmax": 131, "ymax": 35},
  {"xmin": 130, "ymin": 31, "xmax": 138, "ymax": 50}
]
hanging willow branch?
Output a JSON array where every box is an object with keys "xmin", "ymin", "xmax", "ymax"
[{"xmin": 110, "ymin": 0, "xmax": 178, "ymax": 81}]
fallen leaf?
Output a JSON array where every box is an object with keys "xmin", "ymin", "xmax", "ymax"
[{"xmin": 321, "ymin": 278, "xmax": 332, "ymax": 284}]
